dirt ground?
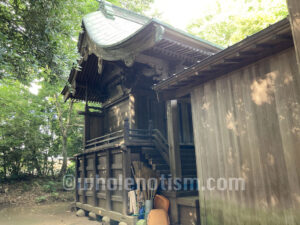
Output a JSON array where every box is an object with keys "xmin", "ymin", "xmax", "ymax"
[
  {"xmin": 0, "ymin": 178, "xmax": 102, "ymax": 224},
  {"xmin": 0, "ymin": 202, "xmax": 101, "ymax": 225}
]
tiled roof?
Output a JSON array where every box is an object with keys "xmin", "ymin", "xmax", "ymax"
[{"xmin": 83, "ymin": 2, "xmax": 150, "ymax": 47}]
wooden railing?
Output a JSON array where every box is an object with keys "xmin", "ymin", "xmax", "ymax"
[
  {"xmin": 152, "ymin": 129, "xmax": 170, "ymax": 166},
  {"xmin": 85, "ymin": 130, "xmax": 124, "ymax": 149},
  {"xmin": 85, "ymin": 119, "xmax": 191, "ymax": 167},
  {"xmin": 85, "ymin": 118, "xmax": 154, "ymax": 150}
]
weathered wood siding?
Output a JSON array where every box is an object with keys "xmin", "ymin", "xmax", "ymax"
[
  {"xmin": 76, "ymin": 147, "xmax": 130, "ymax": 215},
  {"xmin": 287, "ymin": 0, "xmax": 300, "ymax": 71},
  {"xmin": 191, "ymin": 47, "xmax": 300, "ymax": 225},
  {"xmin": 178, "ymin": 102, "xmax": 194, "ymax": 144},
  {"xmin": 85, "ymin": 114, "xmax": 104, "ymax": 140},
  {"xmin": 134, "ymin": 91, "xmax": 167, "ymax": 135},
  {"xmin": 103, "ymin": 98, "xmax": 131, "ymax": 133}
]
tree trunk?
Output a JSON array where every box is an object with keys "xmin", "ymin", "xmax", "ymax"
[
  {"xmin": 32, "ymin": 149, "xmax": 42, "ymax": 176},
  {"xmin": 50, "ymin": 157, "xmax": 54, "ymax": 177},
  {"xmin": 54, "ymin": 93, "xmax": 74, "ymax": 177},
  {"xmin": 59, "ymin": 134, "xmax": 68, "ymax": 177}
]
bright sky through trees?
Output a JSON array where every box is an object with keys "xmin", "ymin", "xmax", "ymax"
[
  {"xmin": 151, "ymin": 0, "xmax": 288, "ymax": 47},
  {"xmin": 152, "ymin": 0, "xmax": 287, "ymax": 30},
  {"xmin": 152, "ymin": 0, "xmax": 214, "ymax": 30}
]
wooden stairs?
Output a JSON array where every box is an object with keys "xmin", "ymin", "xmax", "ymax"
[{"xmin": 141, "ymin": 129, "xmax": 197, "ymax": 179}]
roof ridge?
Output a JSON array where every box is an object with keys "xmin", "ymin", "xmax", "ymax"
[
  {"xmin": 98, "ymin": 0, "xmax": 150, "ymax": 25},
  {"xmin": 97, "ymin": 0, "xmax": 222, "ymax": 50}
]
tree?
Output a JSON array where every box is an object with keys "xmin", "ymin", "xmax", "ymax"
[
  {"xmin": 0, "ymin": 0, "xmax": 154, "ymax": 82},
  {"xmin": 0, "ymin": 78, "xmax": 84, "ymax": 179},
  {"xmin": 0, "ymin": 80, "xmax": 48, "ymax": 177},
  {"xmin": 38, "ymin": 80, "xmax": 84, "ymax": 177},
  {"xmin": 187, "ymin": 0, "xmax": 289, "ymax": 47},
  {"xmin": 111, "ymin": 0, "xmax": 154, "ymax": 14},
  {"xmin": 0, "ymin": 0, "xmax": 155, "ymax": 178}
]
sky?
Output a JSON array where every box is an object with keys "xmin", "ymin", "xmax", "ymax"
[{"xmin": 151, "ymin": 0, "xmax": 216, "ymax": 30}]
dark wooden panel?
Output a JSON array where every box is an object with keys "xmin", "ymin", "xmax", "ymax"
[
  {"xmin": 75, "ymin": 157, "xmax": 79, "ymax": 202},
  {"xmin": 76, "ymin": 147, "xmax": 130, "ymax": 217},
  {"xmin": 85, "ymin": 113, "xmax": 104, "ymax": 142},
  {"xmin": 191, "ymin": 47, "xmax": 300, "ymax": 225},
  {"xmin": 134, "ymin": 91, "xmax": 167, "ymax": 136},
  {"xmin": 178, "ymin": 102, "xmax": 194, "ymax": 144},
  {"xmin": 167, "ymin": 100, "xmax": 182, "ymax": 178},
  {"xmin": 103, "ymin": 99, "xmax": 130, "ymax": 133}
]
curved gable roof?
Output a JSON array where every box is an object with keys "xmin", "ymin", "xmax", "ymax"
[{"xmin": 79, "ymin": 1, "xmax": 221, "ymax": 62}]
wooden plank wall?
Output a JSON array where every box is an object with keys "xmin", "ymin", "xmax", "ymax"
[
  {"xmin": 178, "ymin": 102, "xmax": 194, "ymax": 144},
  {"xmin": 287, "ymin": 0, "xmax": 300, "ymax": 71},
  {"xmin": 191, "ymin": 47, "xmax": 300, "ymax": 225},
  {"xmin": 86, "ymin": 114, "xmax": 104, "ymax": 140},
  {"xmin": 76, "ymin": 148, "xmax": 129, "ymax": 215},
  {"xmin": 134, "ymin": 92, "xmax": 167, "ymax": 135},
  {"xmin": 103, "ymin": 98, "xmax": 130, "ymax": 133}
]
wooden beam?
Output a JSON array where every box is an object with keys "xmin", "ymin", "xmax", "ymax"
[
  {"xmin": 93, "ymin": 153, "xmax": 98, "ymax": 206},
  {"xmin": 166, "ymin": 100, "xmax": 182, "ymax": 179},
  {"xmin": 135, "ymin": 54, "xmax": 170, "ymax": 79},
  {"xmin": 224, "ymin": 58, "xmax": 243, "ymax": 63},
  {"xmin": 255, "ymin": 43, "xmax": 274, "ymax": 49},
  {"xmin": 105, "ymin": 151, "xmax": 112, "ymax": 210},
  {"xmin": 84, "ymin": 107, "xmax": 90, "ymax": 146},
  {"xmin": 287, "ymin": 0, "xmax": 300, "ymax": 71},
  {"xmin": 75, "ymin": 157, "xmax": 79, "ymax": 202},
  {"xmin": 122, "ymin": 148, "xmax": 131, "ymax": 215},
  {"xmin": 83, "ymin": 156, "xmax": 87, "ymax": 204},
  {"xmin": 180, "ymin": 102, "xmax": 193, "ymax": 143},
  {"xmin": 239, "ymin": 51, "xmax": 257, "ymax": 56},
  {"xmin": 78, "ymin": 111, "xmax": 103, "ymax": 117}
]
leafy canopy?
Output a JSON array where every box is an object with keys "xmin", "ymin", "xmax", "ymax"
[
  {"xmin": 187, "ymin": 0, "xmax": 288, "ymax": 47},
  {"xmin": 0, "ymin": 0, "xmax": 153, "ymax": 82},
  {"xmin": 0, "ymin": 0, "xmax": 155, "ymax": 178}
]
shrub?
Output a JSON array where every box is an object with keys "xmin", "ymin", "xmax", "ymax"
[
  {"xmin": 42, "ymin": 181, "xmax": 57, "ymax": 193},
  {"xmin": 35, "ymin": 196, "xmax": 47, "ymax": 203}
]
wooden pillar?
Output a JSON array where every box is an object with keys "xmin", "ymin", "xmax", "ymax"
[
  {"xmin": 124, "ymin": 118, "xmax": 130, "ymax": 145},
  {"xmin": 287, "ymin": 0, "xmax": 300, "ymax": 71},
  {"xmin": 92, "ymin": 152, "xmax": 98, "ymax": 206},
  {"xmin": 82, "ymin": 155, "xmax": 87, "ymax": 204},
  {"xmin": 180, "ymin": 102, "xmax": 193, "ymax": 143},
  {"xmin": 75, "ymin": 157, "xmax": 79, "ymax": 202},
  {"xmin": 122, "ymin": 148, "xmax": 131, "ymax": 215},
  {"xmin": 84, "ymin": 107, "xmax": 90, "ymax": 147},
  {"xmin": 105, "ymin": 150, "xmax": 112, "ymax": 210},
  {"xmin": 166, "ymin": 100, "xmax": 182, "ymax": 178}
]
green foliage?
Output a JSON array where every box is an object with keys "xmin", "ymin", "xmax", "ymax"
[
  {"xmin": 0, "ymin": 79, "xmax": 84, "ymax": 178},
  {"xmin": 50, "ymin": 192, "xmax": 60, "ymax": 201},
  {"xmin": 115, "ymin": 0, "xmax": 154, "ymax": 14},
  {"xmin": 187, "ymin": 0, "xmax": 288, "ymax": 47},
  {"xmin": 42, "ymin": 181, "xmax": 57, "ymax": 193},
  {"xmin": 0, "ymin": 0, "xmax": 154, "ymax": 82},
  {"xmin": 22, "ymin": 183, "xmax": 31, "ymax": 192},
  {"xmin": 66, "ymin": 162, "xmax": 76, "ymax": 175},
  {"xmin": 35, "ymin": 195, "xmax": 47, "ymax": 203},
  {"xmin": 0, "ymin": 0, "xmax": 155, "ymax": 179},
  {"xmin": 0, "ymin": 0, "xmax": 92, "ymax": 81}
]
